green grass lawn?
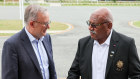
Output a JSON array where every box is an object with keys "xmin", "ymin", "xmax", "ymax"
[
  {"xmin": 0, "ymin": 20, "xmax": 69, "ymax": 36},
  {"xmin": 0, "ymin": 20, "xmax": 68, "ymax": 30},
  {"xmin": 0, "ymin": 20, "xmax": 23, "ymax": 30},
  {"xmin": 49, "ymin": 21, "xmax": 68, "ymax": 31},
  {"xmin": 0, "ymin": 1, "xmax": 140, "ymax": 6},
  {"xmin": 133, "ymin": 21, "xmax": 140, "ymax": 28}
]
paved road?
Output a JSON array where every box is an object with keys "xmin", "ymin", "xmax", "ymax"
[{"xmin": 0, "ymin": 6, "xmax": 140, "ymax": 79}]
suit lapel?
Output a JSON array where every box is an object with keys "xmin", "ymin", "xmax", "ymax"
[
  {"xmin": 87, "ymin": 38, "xmax": 94, "ymax": 79},
  {"xmin": 20, "ymin": 28, "xmax": 42, "ymax": 75},
  {"xmin": 42, "ymin": 36, "xmax": 52, "ymax": 63},
  {"xmin": 105, "ymin": 30, "xmax": 120, "ymax": 79}
]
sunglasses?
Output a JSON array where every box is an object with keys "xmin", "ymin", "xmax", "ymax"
[{"xmin": 86, "ymin": 20, "xmax": 108, "ymax": 28}]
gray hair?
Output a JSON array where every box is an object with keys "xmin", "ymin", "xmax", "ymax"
[{"xmin": 24, "ymin": 4, "xmax": 47, "ymax": 26}]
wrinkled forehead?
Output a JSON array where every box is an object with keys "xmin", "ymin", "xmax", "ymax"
[
  {"xmin": 89, "ymin": 7, "xmax": 112, "ymax": 23},
  {"xmin": 90, "ymin": 13, "xmax": 106, "ymax": 23}
]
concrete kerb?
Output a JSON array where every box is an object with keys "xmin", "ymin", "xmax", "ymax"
[
  {"xmin": 128, "ymin": 21, "xmax": 140, "ymax": 29},
  {"xmin": 0, "ymin": 22, "xmax": 74, "ymax": 35},
  {"xmin": 51, "ymin": 22, "xmax": 74, "ymax": 35}
]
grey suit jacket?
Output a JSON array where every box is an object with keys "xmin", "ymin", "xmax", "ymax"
[
  {"xmin": 2, "ymin": 28, "xmax": 57, "ymax": 79},
  {"xmin": 67, "ymin": 30, "xmax": 140, "ymax": 79}
]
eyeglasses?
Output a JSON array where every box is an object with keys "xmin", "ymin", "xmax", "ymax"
[
  {"xmin": 86, "ymin": 20, "xmax": 108, "ymax": 28},
  {"xmin": 34, "ymin": 20, "xmax": 51, "ymax": 27}
]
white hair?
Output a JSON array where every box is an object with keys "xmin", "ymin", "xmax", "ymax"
[{"xmin": 24, "ymin": 4, "xmax": 48, "ymax": 26}]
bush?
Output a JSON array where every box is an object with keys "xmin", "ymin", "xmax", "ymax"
[{"xmin": 112, "ymin": 0, "xmax": 117, "ymax": 3}]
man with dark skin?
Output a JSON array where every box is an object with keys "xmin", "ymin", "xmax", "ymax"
[{"xmin": 67, "ymin": 7, "xmax": 140, "ymax": 79}]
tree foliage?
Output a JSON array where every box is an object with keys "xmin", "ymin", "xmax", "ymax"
[{"xmin": 112, "ymin": 0, "xmax": 117, "ymax": 3}]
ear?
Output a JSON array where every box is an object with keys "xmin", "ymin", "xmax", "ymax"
[
  {"xmin": 47, "ymin": 25, "xmax": 50, "ymax": 29},
  {"xmin": 107, "ymin": 22, "xmax": 112, "ymax": 30},
  {"xmin": 29, "ymin": 21, "xmax": 35, "ymax": 28}
]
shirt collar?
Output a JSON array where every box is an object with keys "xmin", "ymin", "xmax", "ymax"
[
  {"xmin": 94, "ymin": 29, "xmax": 113, "ymax": 46},
  {"xmin": 104, "ymin": 29, "xmax": 112, "ymax": 45},
  {"xmin": 25, "ymin": 27, "xmax": 44, "ymax": 42}
]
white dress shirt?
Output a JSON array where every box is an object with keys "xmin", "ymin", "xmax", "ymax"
[
  {"xmin": 25, "ymin": 27, "xmax": 49, "ymax": 79},
  {"xmin": 92, "ymin": 30, "xmax": 112, "ymax": 79}
]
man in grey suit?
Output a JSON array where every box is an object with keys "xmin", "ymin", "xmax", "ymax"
[
  {"xmin": 2, "ymin": 4, "xmax": 57, "ymax": 79},
  {"xmin": 67, "ymin": 7, "xmax": 140, "ymax": 79}
]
